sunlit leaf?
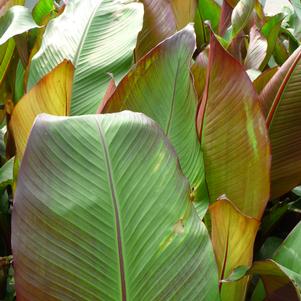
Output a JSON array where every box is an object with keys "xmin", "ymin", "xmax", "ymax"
[
  {"xmin": 12, "ymin": 112, "xmax": 220, "ymax": 301},
  {"xmin": 0, "ymin": 5, "xmax": 39, "ymax": 45},
  {"xmin": 10, "ymin": 61, "xmax": 74, "ymax": 159},
  {"xmin": 28, "ymin": 0, "xmax": 143, "ymax": 115}
]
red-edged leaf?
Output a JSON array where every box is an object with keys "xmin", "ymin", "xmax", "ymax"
[
  {"xmin": 100, "ymin": 26, "xmax": 208, "ymax": 217},
  {"xmin": 197, "ymin": 34, "xmax": 270, "ymax": 219},
  {"xmin": 135, "ymin": 0, "xmax": 196, "ymax": 60},
  {"xmin": 260, "ymin": 46, "xmax": 301, "ymax": 198},
  {"xmin": 219, "ymin": 0, "xmax": 233, "ymax": 35}
]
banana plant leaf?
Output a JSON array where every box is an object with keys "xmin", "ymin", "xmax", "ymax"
[
  {"xmin": 99, "ymin": 26, "xmax": 208, "ymax": 218},
  {"xmin": 135, "ymin": 0, "xmax": 196, "ymax": 60},
  {"xmin": 244, "ymin": 26, "xmax": 268, "ymax": 70},
  {"xmin": 0, "ymin": 5, "xmax": 39, "ymax": 45},
  {"xmin": 260, "ymin": 46, "xmax": 301, "ymax": 198},
  {"xmin": 231, "ymin": 0, "xmax": 255, "ymax": 38},
  {"xmin": 32, "ymin": 0, "xmax": 54, "ymax": 25},
  {"xmin": 28, "ymin": 0, "xmax": 143, "ymax": 115},
  {"xmin": 210, "ymin": 197, "xmax": 259, "ymax": 301},
  {"xmin": 194, "ymin": 0, "xmax": 220, "ymax": 51},
  {"xmin": 10, "ymin": 61, "xmax": 74, "ymax": 158},
  {"xmin": 12, "ymin": 111, "xmax": 220, "ymax": 301},
  {"xmin": 197, "ymin": 33, "xmax": 270, "ymax": 219}
]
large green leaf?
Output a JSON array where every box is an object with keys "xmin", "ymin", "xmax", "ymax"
[
  {"xmin": 0, "ymin": 5, "xmax": 39, "ymax": 45},
  {"xmin": 12, "ymin": 112, "xmax": 220, "ymax": 301},
  {"xmin": 100, "ymin": 26, "xmax": 208, "ymax": 218},
  {"xmin": 28, "ymin": 0, "xmax": 143, "ymax": 115},
  {"xmin": 197, "ymin": 34, "xmax": 270, "ymax": 219},
  {"xmin": 260, "ymin": 46, "xmax": 301, "ymax": 198},
  {"xmin": 135, "ymin": 0, "xmax": 196, "ymax": 60}
]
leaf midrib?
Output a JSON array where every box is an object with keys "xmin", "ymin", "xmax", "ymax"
[{"xmin": 95, "ymin": 118, "xmax": 127, "ymax": 301}]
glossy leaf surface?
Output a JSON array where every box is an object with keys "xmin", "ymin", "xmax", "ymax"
[{"xmin": 197, "ymin": 34, "xmax": 270, "ymax": 219}]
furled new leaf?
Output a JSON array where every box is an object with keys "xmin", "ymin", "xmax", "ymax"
[
  {"xmin": 12, "ymin": 112, "xmax": 220, "ymax": 301},
  {"xmin": 10, "ymin": 61, "xmax": 74, "ymax": 159},
  {"xmin": 244, "ymin": 26, "xmax": 268, "ymax": 70},
  {"xmin": 100, "ymin": 26, "xmax": 208, "ymax": 218},
  {"xmin": 28, "ymin": 0, "xmax": 143, "ymax": 115},
  {"xmin": 260, "ymin": 46, "xmax": 301, "ymax": 198},
  {"xmin": 197, "ymin": 33, "xmax": 270, "ymax": 219},
  {"xmin": 231, "ymin": 0, "xmax": 255, "ymax": 38}
]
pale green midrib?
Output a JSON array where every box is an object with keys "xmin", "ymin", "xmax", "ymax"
[
  {"xmin": 94, "ymin": 118, "xmax": 127, "ymax": 301},
  {"xmin": 72, "ymin": 0, "xmax": 102, "ymax": 66},
  {"xmin": 165, "ymin": 60, "xmax": 180, "ymax": 135}
]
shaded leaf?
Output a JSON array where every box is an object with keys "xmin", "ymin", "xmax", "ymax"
[
  {"xmin": 12, "ymin": 112, "xmax": 220, "ymax": 301},
  {"xmin": 10, "ymin": 61, "xmax": 73, "ymax": 159},
  {"xmin": 0, "ymin": 157, "xmax": 14, "ymax": 190},
  {"xmin": 253, "ymin": 66, "xmax": 278, "ymax": 94},
  {"xmin": 100, "ymin": 26, "xmax": 208, "ymax": 218},
  {"xmin": 197, "ymin": 33, "xmax": 270, "ymax": 219},
  {"xmin": 135, "ymin": 0, "xmax": 196, "ymax": 60}
]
